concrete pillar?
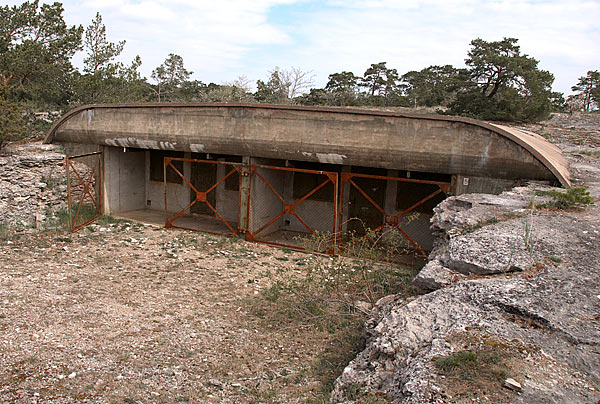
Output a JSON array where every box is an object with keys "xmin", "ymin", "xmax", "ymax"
[{"xmin": 239, "ymin": 156, "xmax": 251, "ymax": 233}]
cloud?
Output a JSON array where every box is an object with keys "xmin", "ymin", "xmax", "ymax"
[
  {"xmin": 4, "ymin": 0, "xmax": 598, "ymax": 93},
  {"xmin": 273, "ymin": 0, "xmax": 600, "ymax": 93}
]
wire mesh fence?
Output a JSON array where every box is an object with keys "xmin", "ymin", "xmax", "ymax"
[
  {"xmin": 247, "ymin": 165, "xmax": 338, "ymax": 251},
  {"xmin": 66, "ymin": 151, "xmax": 102, "ymax": 232},
  {"xmin": 339, "ymin": 173, "xmax": 450, "ymax": 256},
  {"xmin": 164, "ymin": 158, "xmax": 242, "ymax": 236}
]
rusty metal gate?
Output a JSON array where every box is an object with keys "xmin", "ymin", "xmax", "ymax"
[
  {"xmin": 164, "ymin": 157, "xmax": 244, "ymax": 236},
  {"xmin": 66, "ymin": 151, "xmax": 103, "ymax": 232},
  {"xmin": 340, "ymin": 172, "xmax": 451, "ymax": 255},
  {"xmin": 247, "ymin": 164, "xmax": 338, "ymax": 251},
  {"xmin": 158, "ymin": 157, "xmax": 451, "ymax": 257}
]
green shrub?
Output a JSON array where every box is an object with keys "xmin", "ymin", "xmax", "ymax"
[
  {"xmin": 435, "ymin": 350, "xmax": 478, "ymax": 371},
  {"xmin": 534, "ymin": 187, "xmax": 594, "ymax": 209}
]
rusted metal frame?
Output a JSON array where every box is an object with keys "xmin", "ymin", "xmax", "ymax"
[
  {"xmin": 394, "ymin": 188, "xmax": 443, "ymax": 220},
  {"xmin": 66, "ymin": 155, "xmax": 72, "ymax": 230},
  {"xmin": 164, "ymin": 159, "xmax": 199, "ymax": 227},
  {"xmin": 67, "ymin": 153, "xmax": 103, "ymax": 232},
  {"xmin": 251, "ymin": 169, "xmax": 286, "ymax": 205},
  {"xmin": 246, "ymin": 167, "xmax": 288, "ymax": 237},
  {"xmin": 163, "ymin": 156, "xmax": 168, "ymax": 227},
  {"xmin": 165, "ymin": 158, "xmax": 199, "ymax": 195},
  {"xmin": 164, "ymin": 157, "xmax": 241, "ymax": 235},
  {"xmin": 330, "ymin": 173, "xmax": 339, "ymax": 253},
  {"xmin": 292, "ymin": 211, "xmax": 316, "ymax": 235},
  {"xmin": 252, "ymin": 163, "xmax": 333, "ymax": 176},
  {"xmin": 204, "ymin": 166, "xmax": 238, "ymax": 196},
  {"xmin": 166, "ymin": 198, "xmax": 200, "ymax": 227},
  {"xmin": 249, "ymin": 211, "xmax": 286, "ymax": 239},
  {"xmin": 339, "ymin": 172, "xmax": 448, "ymax": 256},
  {"xmin": 394, "ymin": 227, "xmax": 425, "ymax": 255},
  {"xmin": 380, "ymin": 188, "xmax": 445, "ymax": 256},
  {"xmin": 347, "ymin": 177, "xmax": 387, "ymax": 216},
  {"xmin": 283, "ymin": 176, "xmax": 332, "ymax": 235},
  {"xmin": 293, "ymin": 176, "xmax": 332, "ymax": 206},
  {"xmin": 66, "ymin": 151, "xmax": 103, "ymax": 159},
  {"xmin": 248, "ymin": 165, "xmax": 339, "ymax": 252},
  {"xmin": 204, "ymin": 199, "xmax": 238, "ymax": 235},
  {"xmin": 238, "ymin": 159, "xmax": 251, "ymax": 234}
]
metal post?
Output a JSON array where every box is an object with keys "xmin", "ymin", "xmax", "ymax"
[
  {"xmin": 239, "ymin": 156, "xmax": 251, "ymax": 235},
  {"xmin": 66, "ymin": 156, "xmax": 72, "ymax": 231}
]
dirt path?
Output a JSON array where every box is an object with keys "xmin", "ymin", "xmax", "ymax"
[{"xmin": 0, "ymin": 222, "xmax": 344, "ymax": 403}]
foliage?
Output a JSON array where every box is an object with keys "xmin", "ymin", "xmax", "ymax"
[
  {"xmin": 257, "ymin": 226, "xmax": 419, "ymax": 330},
  {"xmin": 74, "ymin": 13, "xmax": 149, "ymax": 104},
  {"xmin": 0, "ymin": 3, "xmax": 577, "ymax": 122},
  {"xmin": 448, "ymin": 37, "xmax": 555, "ymax": 121},
  {"xmin": 0, "ymin": 96, "xmax": 26, "ymax": 150},
  {"xmin": 252, "ymin": 227, "xmax": 419, "ymax": 400},
  {"xmin": 435, "ymin": 350, "xmax": 478, "ymax": 371},
  {"xmin": 434, "ymin": 348, "xmax": 507, "ymax": 383},
  {"xmin": 360, "ymin": 62, "xmax": 406, "ymax": 106},
  {"xmin": 324, "ymin": 71, "xmax": 361, "ymax": 106},
  {"xmin": 401, "ymin": 65, "xmax": 468, "ymax": 107},
  {"xmin": 151, "ymin": 53, "xmax": 192, "ymax": 102},
  {"xmin": 255, "ymin": 66, "xmax": 314, "ymax": 104},
  {"xmin": 570, "ymin": 70, "xmax": 600, "ymax": 112},
  {"xmin": 534, "ymin": 187, "xmax": 594, "ymax": 210},
  {"xmin": 0, "ymin": 1, "xmax": 82, "ymax": 106}
]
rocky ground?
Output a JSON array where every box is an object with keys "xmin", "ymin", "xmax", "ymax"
[{"xmin": 332, "ymin": 113, "xmax": 600, "ymax": 403}]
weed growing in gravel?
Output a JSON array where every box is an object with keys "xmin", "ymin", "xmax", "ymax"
[
  {"xmin": 521, "ymin": 207, "xmax": 536, "ymax": 255},
  {"xmin": 461, "ymin": 216, "xmax": 500, "ymax": 234},
  {"xmin": 0, "ymin": 221, "xmax": 11, "ymax": 241},
  {"xmin": 435, "ymin": 349, "xmax": 507, "ymax": 382},
  {"xmin": 548, "ymin": 255, "xmax": 562, "ymax": 263},
  {"xmin": 533, "ymin": 187, "xmax": 594, "ymax": 210}
]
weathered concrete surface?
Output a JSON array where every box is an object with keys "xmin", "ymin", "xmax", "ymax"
[{"xmin": 45, "ymin": 104, "xmax": 568, "ymax": 185}]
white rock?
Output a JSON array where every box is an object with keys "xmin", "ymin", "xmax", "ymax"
[{"xmin": 503, "ymin": 378, "xmax": 523, "ymax": 392}]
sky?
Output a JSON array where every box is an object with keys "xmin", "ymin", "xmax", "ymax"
[{"xmin": 6, "ymin": 0, "xmax": 600, "ymax": 95}]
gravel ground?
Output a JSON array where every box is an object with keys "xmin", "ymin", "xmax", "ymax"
[{"xmin": 0, "ymin": 222, "xmax": 343, "ymax": 403}]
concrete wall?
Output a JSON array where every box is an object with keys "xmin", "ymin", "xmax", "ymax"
[
  {"xmin": 215, "ymin": 162, "xmax": 239, "ymax": 223},
  {"xmin": 248, "ymin": 158, "xmax": 337, "ymax": 238},
  {"xmin": 49, "ymin": 105, "xmax": 566, "ymax": 185},
  {"xmin": 455, "ymin": 174, "xmax": 522, "ymax": 195},
  {"xmin": 103, "ymin": 146, "xmax": 146, "ymax": 214},
  {"xmin": 249, "ymin": 158, "xmax": 288, "ymax": 237},
  {"xmin": 145, "ymin": 151, "xmax": 191, "ymax": 214}
]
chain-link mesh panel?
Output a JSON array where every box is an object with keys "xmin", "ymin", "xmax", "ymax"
[
  {"xmin": 248, "ymin": 165, "xmax": 338, "ymax": 251},
  {"xmin": 66, "ymin": 151, "xmax": 102, "ymax": 232},
  {"xmin": 165, "ymin": 158, "xmax": 241, "ymax": 236},
  {"xmin": 340, "ymin": 173, "xmax": 449, "ymax": 256}
]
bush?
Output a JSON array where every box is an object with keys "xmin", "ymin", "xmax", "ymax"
[
  {"xmin": 0, "ymin": 98, "xmax": 26, "ymax": 151},
  {"xmin": 534, "ymin": 187, "xmax": 594, "ymax": 210}
]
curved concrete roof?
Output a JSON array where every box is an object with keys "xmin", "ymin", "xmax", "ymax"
[{"xmin": 45, "ymin": 103, "xmax": 570, "ymax": 186}]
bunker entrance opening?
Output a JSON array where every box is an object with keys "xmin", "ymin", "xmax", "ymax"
[{"xmin": 92, "ymin": 147, "xmax": 453, "ymax": 257}]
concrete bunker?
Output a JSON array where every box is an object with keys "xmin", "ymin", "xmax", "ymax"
[{"xmin": 45, "ymin": 103, "xmax": 570, "ymax": 254}]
